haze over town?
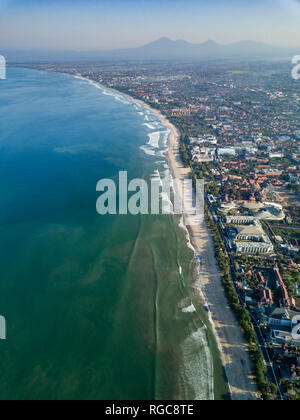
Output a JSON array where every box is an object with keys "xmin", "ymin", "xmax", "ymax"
[{"xmin": 0, "ymin": 0, "xmax": 300, "ymax": 50}]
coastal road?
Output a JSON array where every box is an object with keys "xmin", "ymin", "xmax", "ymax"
[
  {"xmin": 189, "ymin": 220, "xmax": 258, "ymax": 400},
  {"xmin": 249, "ymin": 312, "xmax": 284, "ymax": 400},
  {"xmin": 208, "ymin": 202, "xmax": 283, "ymax": 399}
]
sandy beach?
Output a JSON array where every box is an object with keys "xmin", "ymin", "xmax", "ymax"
[
  {"xmin": 163, "ymin": 113, "xmax": 258, "ymax": 400},
  {"xmin": 108, "ymin": 86, "xmax": 258, "ymax": 400},
  {"xmin": 78, "ymin": 74, "xmax": 257, "ymax": 400},
  {"xmin": 121, "ymin": 95, "xmax": 258, "ymax": 400}
]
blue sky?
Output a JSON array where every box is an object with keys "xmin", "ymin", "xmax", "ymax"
[{"xmin": 0, "ymin": 0, "xmax": 299, "ymax": 49}]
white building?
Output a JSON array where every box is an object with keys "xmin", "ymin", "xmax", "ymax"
[
  {"xmin": 236, "ymin": 225, "xmax": 266, "ymax": 241},
  {"xmin": 236, "ymin": 241, "xmax": 274, "ymax": 254},
  {"xmin": 226, "ymin": 216, "xmax": 274, "ymax": 254},
  {"xmin": 269, "ymin": 152, "xmax": 284, "ymax": 159},
  {"xmin": 218, "ymin": 148, "xmax": 236, "ymax": 156},
  {"xmin": 226, "ymin": 215, "xmax": 257, "ymax": 225}
]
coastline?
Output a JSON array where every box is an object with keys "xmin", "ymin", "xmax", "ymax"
[
  {"xmin": 75, "ymin": 74, "xmax": 257, "ymax": 400},
  {"xmin": 165, "ymin": 101, "xmax": 258, "ymax": 401}
]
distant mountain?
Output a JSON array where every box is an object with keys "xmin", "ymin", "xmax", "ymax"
[{"xmin": 1, "ymin": 37, "xmax": 299, "ymax": 63}]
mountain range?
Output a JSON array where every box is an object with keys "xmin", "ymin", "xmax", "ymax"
[{"xmin": 1, "ymin": 37, "xmax": 299, "ymax": 63}]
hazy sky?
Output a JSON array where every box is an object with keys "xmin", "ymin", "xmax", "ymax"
[{"xmin": 0, "ymin": 0, "xmax": 299, "ymax": 50}]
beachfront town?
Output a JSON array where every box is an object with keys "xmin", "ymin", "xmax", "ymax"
[{"xmin": 30, "ymin": 60, "xmax": 300, "ymax": 399}]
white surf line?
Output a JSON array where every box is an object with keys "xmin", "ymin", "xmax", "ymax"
[
  {"xmin": 194, "ymin": 257, "xmax": 233, "ymax": 400},
  {"xmin": 74, "ymin": 74, "xmax": 142, "ymax": 109},
  {"xmin": 176, "ymin": 210, "xmax": 233, "ymax": 400},
  {"xmin": 154, "ymin": 141, "xmax": 215, "ymax": 400},
  {"xmin": 74, "ymin": 73, "xmax": 229, "ymax": 398},
  {"xmin": 178, "ymin": 216, "xmax": 196, "ymax": 253},
  {"xmin": 150, "ymin": 169, "xmax": 163, "ymax": 187},
  {"xmin": 73, "ymin": 74, "xmax": 172, "ymax": 166},
  {"xmin": 182, "ymin": 304, "xmax": 196, "ymax": 313},
  {"xmin": 144, "ymin": 123, "xmax": 157, "ymax": 130},
  {"xmin": 167, "ymin": 166, "xmax": 214, "ymax": 398},
  {"xmin": 164, "ymin": 123, "xmax": 233, "ymax": 399},
  {"xmin": 73, "ymin": 74, "xmax": 167, "ymax": 133},
  {"xmin": 182, "ymin": 326, "xmax": 215, "ymax": 400},
  {"xmin": 140, "ymin": 145, "xmax": 156, "ymax": 156},
  {"xmin": 177, "ymin": 218, "xmax": 214, "ymax": 399},
  {"xmin": 161, "ymin": 130, "xmax": 171, "ymax": 151},
  {"xmin": 73, "ymin": 72, "xmax": 218, "ymax": 397},
  {"xmin": 147, "ymin": 131, "xmax": 160, "ymax": 149}
]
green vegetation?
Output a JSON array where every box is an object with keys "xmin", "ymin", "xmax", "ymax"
[
  {"xmin": 283, "ymin": 269, "xmax": 300, "ymax": 302},
  {"xmin": 272, "ymin": 226, "xmax": 300, "ymax": 242},
  {"xmin": 206, "ymin": 182, "xmax": 221, "ymax": 197},
  {"xmin": 169, "ymin": 115, "xmax": 215, "ymax": 138},
  {"xmin": 179, "ymin": 136, "xmax": 191, "ymax": 168},
  {"xmin": 194, "ymin": 162, "xmax": 216, "ymax": 182},
  {"xmin": 289, "ymin": 184, "xmax": 300, "ymax": 195}
]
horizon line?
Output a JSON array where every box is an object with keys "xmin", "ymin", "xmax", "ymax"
[{"xmin": 1, "ymin": 37, "xmax": 300, "ymax": 52}]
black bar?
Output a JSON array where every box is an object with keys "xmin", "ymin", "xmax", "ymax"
[{"xmin": 101, "ymin": 401, "xmax": 209, "ymax": 417}]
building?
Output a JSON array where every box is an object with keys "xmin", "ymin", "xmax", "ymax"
[
  {"xmin": 274, "ymin": 267, "xmax": 294, "ymax": 308},
  {"xmin": 259, "ymin": 288, "xmax": 274, "ymax": 305},
  {"xmin": 218, "ymin": 202, "xmax": 237, "ymax": 213},
  {"xmin": 226, "ymin": 215, "xmax": 257, "ymax": 225},
  {"xmin": 236, "ymin": 241, "xmax": 274, "ymax": 254},
  {"xmin": 217, "ymin": 148, "xmax": 236, "ymax": 156},
  {"xmin": 263, "ymin": 307, "xmax": 298, "ymax": 328},
  {"xmin": 226, "ymin": 216, "xmax": 274, "ymax": 254},
  {"xmin": 242, "ymin": 202, "xmax": 285, "ymax": 221},
  {"xmin": 268, "ymin": 152, "xmax": 284, "ymax": 159},
  {"xmin": 236, "ymin": 225, "xmax": 266, "ymax": 241},
  {"xmin": 270, "ymin": 329, "xmax": 300, "ymax": 347}
]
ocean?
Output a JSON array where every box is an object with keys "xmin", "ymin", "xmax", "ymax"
[{"xmin": 0, "ymin": 68, "xmax": 229, "ymax": 400}]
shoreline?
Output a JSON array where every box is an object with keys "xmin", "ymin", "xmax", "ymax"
[
  {"xmin": 164, "ymin": 97, "xmax": 258, "ymax": 400},
  {"xmin": 75, "ymin": 73, "xmax": 257, "ymax": 400}
]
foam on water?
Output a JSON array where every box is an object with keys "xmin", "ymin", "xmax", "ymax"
[
  {"xmin": 177, "ymin": 213, "xmax": 232, "ymax": 399},
  {"xmin": 178, "ymin": 216, "xmax": 196, "ymax": 253},
  {"xmin": 75, "ymin": 76, "xmax": 136, "ymax": 107},
  {"xmin": 74, "ymin": 75, "xmax": 167, "ymax": 162},
  {"xmin": 161, "ymin": 191, "xmax": 174, "ymax": 215},
  {"xmin": 182, "ymin": 326, "xmax": 214, "ymax": 400},
  {"xmin": 194, "ymin": 263, "xmax": 232, "ymax": 398},
  {"xmin": 150, "ymin": 170, "xmax": 163, "ymax": 188},
  {"xmin": 144, "ymin": 123, "xmax": 157, "ymax": 130},
  {"xmin": 161, "ymin": 130, "xmax": 170, "ymax": 150},
  {"xmin": 140, "ymin": 145, "xmax": 156, "ymax": 156},
  {"xmin": 74, "ymin": 76, "xmax": 223, "ymax": 399},
  {"xmin": 182, "ymin": 304, "xmax": 196, "ymax": 313},
  {"xmin": 148, "ymin": 132, "xmax": 160, "ymax": 149},
  {"xmin": 102, "ymin": 89, "xmax": 132, "ymax": 105}
]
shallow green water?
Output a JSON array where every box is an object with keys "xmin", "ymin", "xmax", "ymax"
[{"xmin": 0, "ymin": 68, "xmax": 229, "ymax": 400}]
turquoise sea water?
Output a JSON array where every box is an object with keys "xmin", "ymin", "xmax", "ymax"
[{"xmin": 0, "ymin": 68, "xmax": 229, "ymax": 400}]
